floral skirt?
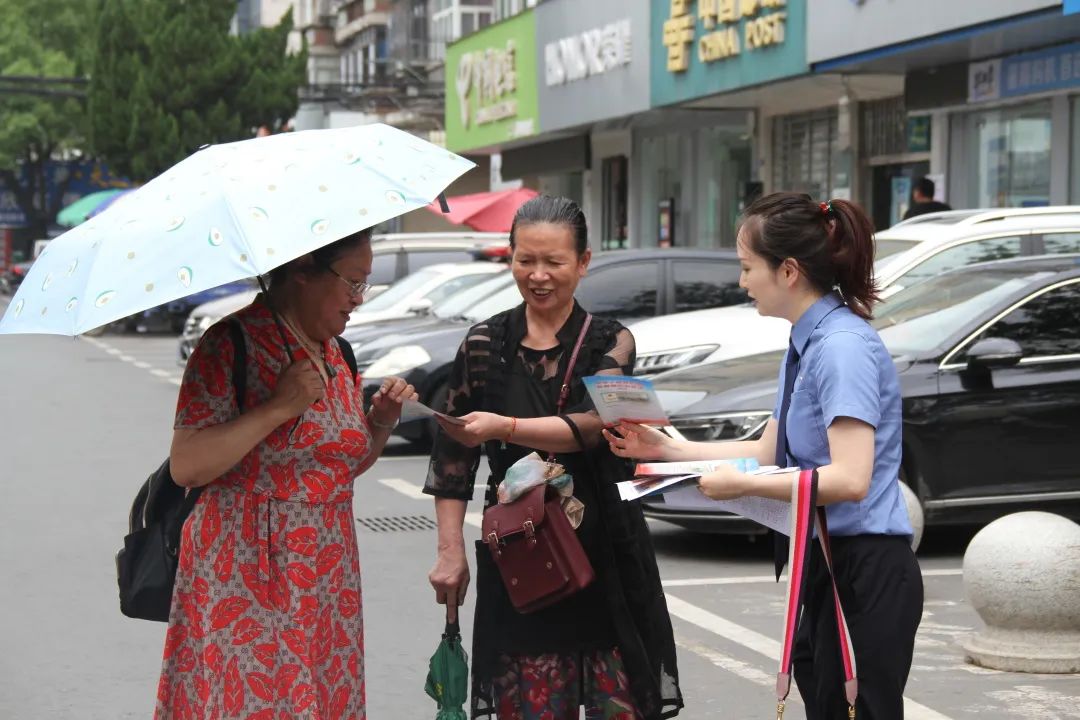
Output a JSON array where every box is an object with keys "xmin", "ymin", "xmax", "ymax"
[{"xmin": 491, "ymin": 647, "xmax": 639, "ymax": 720}]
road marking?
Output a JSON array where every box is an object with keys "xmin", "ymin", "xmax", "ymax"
[
  {"xmin": 663, "ymin": 568, "xmax": 962, "ymax": 587},
  {"xmin": 81, "ymin": 336, "xmax": 185, "ymax": 388},
  {"xmin": 675, "ymin": 637, "xmax": 784, "ymax": 689},
  {"xmin": 377, "ymin": 478, "xmax": 482, "ymax": 528},
  {"xmin": 664, "ymin": 593, "xmax": 956, "ymax": 720},
  {"xmin": 150, "ymin": 369, "xmax": 171, "ymax": 378}
]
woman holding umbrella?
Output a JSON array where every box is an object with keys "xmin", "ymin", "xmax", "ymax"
[
  {"xmin": 157, "ymin": 228, "xmax": 416, "ymax": 719},
  {"xmin": 426, "ymin": 196, "xmax": 683, "ymax": 720}
]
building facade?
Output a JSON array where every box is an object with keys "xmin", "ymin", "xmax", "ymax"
[{"xmin": 807, "ymin": 0, "xmax": 1080, "ymax": 228}]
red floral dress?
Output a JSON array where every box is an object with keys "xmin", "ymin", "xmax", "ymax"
[{"xmin": 155, "ymin": 300, "xmax": 373, "ymax": 720}]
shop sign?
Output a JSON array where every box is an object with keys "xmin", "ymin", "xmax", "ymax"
[
  {"xmin": 651, "ymin": 0, "xmax": 807, "ymax": 107},
  {"xmin": 662, "ymin": 0, "xmax": 788, "ymax": 72},
  {"xmin": 545, "ymin": 19, "xmax": 632, "ymax": 87},
  {"xmin": 536, "ymin": 0, "xmax": 651, "ymax": 133},
  {"xmin": 445, "ymin": 11, "xmax": 539, "ymax": 153},
  {"xmin": 969, "ymin": 41, "xmax": 1080, "ymax": 103}
]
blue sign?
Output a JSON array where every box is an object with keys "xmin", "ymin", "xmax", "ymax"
[
  {"xmin": 0, "ymin": 161, "xmax": 130, "ymax": 228},
  {"xmin": 1065, "ymin": 0, "xmax": 1080, "ymax": 15},
  {"xmin": 1000, "ymin": 41, "xmax": 1080, "ymax": 99}
]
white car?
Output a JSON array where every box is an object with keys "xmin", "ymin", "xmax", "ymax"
[
  {"xmin": 344, "ymin": 261, "xmax": 505, "ymax": 327},
  {"xmin": 632, "ymin": 206, "xmax": 1080, "ymax": 375}
]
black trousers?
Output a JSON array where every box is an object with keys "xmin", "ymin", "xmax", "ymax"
[{"xmin": 793, "ymin": 535, "xmax": 923, "ymax": 720}]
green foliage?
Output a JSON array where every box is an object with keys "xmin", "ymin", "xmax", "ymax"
[
  {"xmin": 90, "ymin": 0, "xmax": 307, "ymax": 182},
  {"xmin": 0, "ymin": 0, "xmax": 94, "ymax": 234}
]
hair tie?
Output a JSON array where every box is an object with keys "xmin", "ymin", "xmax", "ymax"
[{"xmin": 819, "ymin": 201, "xmax": 832, "ymax": 216}]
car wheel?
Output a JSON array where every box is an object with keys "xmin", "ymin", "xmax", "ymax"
[{"xmin": 899, "ymin": 472, "xmax": 924, "ymax": 552}]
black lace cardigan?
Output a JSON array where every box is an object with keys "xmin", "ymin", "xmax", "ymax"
[{"xmin": 424, "ymin": 302, "xmax": 683, "ymax": 720}]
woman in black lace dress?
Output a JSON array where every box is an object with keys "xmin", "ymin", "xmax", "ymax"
[{"xmin": 424, "ymin": 196, "xmax": 682, "ymax": 720}]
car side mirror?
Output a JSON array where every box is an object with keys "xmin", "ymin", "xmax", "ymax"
[
  {"xmin": 408, "ymin": 298, "xmax": 434, "ymax": 315},
  {"xmin": 966, "ymin": 337, "xmax": 1023, "ymax": 369}
]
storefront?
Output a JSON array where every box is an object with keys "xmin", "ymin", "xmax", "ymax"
[
  {"xmin": 647, "ymin": 0, "xmax": 808, "ymax": 248},
  {"xmin": 806, "ymin": 0, "xmax": 1080, "ymax": 223},
  {"xmin": 444, "ymin": 10, "xmax": 539, "ymax": 155}
]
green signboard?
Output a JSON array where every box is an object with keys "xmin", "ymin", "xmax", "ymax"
[
  {"xmin": 651, "ymin": 0, "xmax": 807, "ymax": 107},
  {"xmin": 445, "ymin": 11, "xmax": 539, "ymax": 153}
]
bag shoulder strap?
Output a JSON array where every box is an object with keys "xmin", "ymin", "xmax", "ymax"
[
  {"xmin": 176, "ymin": 318, "xmax": 249, "ymax": 518},
  {"xmin": 556, "ymin": 313, "xmax": 592, "ymax": 415},
  {"xmin": 334, "ymin": 335, "xmax": 359, "ymax": 380}
]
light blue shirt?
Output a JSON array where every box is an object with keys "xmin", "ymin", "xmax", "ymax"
[{"xmin": 774, "ymin": 291, "xmax": 913, "ymax": 538}]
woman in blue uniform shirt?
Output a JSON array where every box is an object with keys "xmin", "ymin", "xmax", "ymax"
[{"xmin": 606, "ymin": 192, "xmax": 923, "ymax": 720}]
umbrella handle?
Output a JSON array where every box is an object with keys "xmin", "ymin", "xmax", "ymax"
[{"xmin": 444, "ymin": 607, "xmax": 460, "ymax": 639}]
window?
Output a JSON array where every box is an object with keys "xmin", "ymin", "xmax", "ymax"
[
  {"xmin": 673, "ymin": 261, "xmax": 744, "ymax": 312},
  {"xmin": 1040, "ymin": 232, "xmax": 1080, "ymax": 254},
  {"xmin": 966, "ymin": 101, "xmax": 1051, "ymax": 208},
  {"xmin": 368, "ymin": 252, "xmax": 399, "ymax": 286},
  {"xmin": 601, "ymin": 156, "xmax": 629, "ymax": 250},
  {"xmin": 969, "ymin": 282, "xmax": 1080, "ymax": 358},
  {"xmin": 576, "ymin": 264, "xmax": 659, "ymax": 319},
  {"xmin": 406, "ymin": 250, "xmax": 474, "ymax": 272},
  {"xmin": 423, "ymin": 272, "xmax": 497, "ymax": 305},
  {"xmin": 894, "ymin": 236, "xmax": 1023, "ymax": 290}
]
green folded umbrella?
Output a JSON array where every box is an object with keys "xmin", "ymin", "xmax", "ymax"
[
  {"xmin": 56, "ymin": 189, "xmax": 127, "ymax": 227},
  {"xmin": 425, "ymin": 613, "xmax": 469, "ymax": 720}
]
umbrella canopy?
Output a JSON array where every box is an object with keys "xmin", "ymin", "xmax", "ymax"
[
  {"xmin": 0, "ymin": 124, "xmax": 474, "ymax": 336},
  {"xmin": 86, "ymin": 188, "xmax": 135, "ymax": 220},
  {"xmin": 427, "ymin": 187, "xmax": 537, "ymax": 232},
  {"xmin": 425, "ymin": 617, "xmax": 469, "ymax": 720},
  {"xmin": 55, "ymin": 189, "xmax": 129, "ymax": 228}
]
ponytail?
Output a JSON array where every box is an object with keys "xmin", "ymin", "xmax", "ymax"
[
  {"xmin": 739, "ymin": 192, "xmax": 879, "ymax": 319},
  {"xmin": 826, "ymin": 199, "xmax": 879, "ymax": 319}
]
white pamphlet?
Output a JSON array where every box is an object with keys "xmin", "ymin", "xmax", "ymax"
[{"xmin": 400, "ymin": 399, "xmax": 466, "ymax": 426}]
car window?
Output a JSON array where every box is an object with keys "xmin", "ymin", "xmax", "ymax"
[
  {"xmin": 406, "ymin": 250, "xmax": 475, "ymax": 272},
  {"xmin": 672, "ymin": 261, "xmax": 744, "ymax": 312},
  {"xmin": 893, "ymin": 235, "xmax": 1024, "ymax": 289},
  {"xmin": 356, "ymin": 268, "xmax": 440, "ymax": 312},
  {"xmin": 434, "ymin": 273, "xmax": 514, "ymax": 319},
  {"xmin": 463, "ymin": 281, "xmax": 524, "ymax": 322},
  {"xmin": 368, "ymin": 252, "xmax": 398, "ymax": 286},
  {"xmin": 1040, "ymin": 232, "xmax": 1080, "ymax": 254},
  {"xmin": 968, "ymin": 281, "xmax": 1080, "ymax": 358},
  {"xmin": 576, "ymin": 263, "xmax": 659, "ymax": 318},
  {"xmin": 424, "ymin": 272, "xmax": 496, "ymax": 305},
  {"xmin": 874, "ymin": 238, "xmax": 919, "ymax": 261}
]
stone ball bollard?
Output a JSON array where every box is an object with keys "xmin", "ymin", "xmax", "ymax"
[{"xmin": 961, "ymin": 511, "xmax": 1080, "ymax": 673}]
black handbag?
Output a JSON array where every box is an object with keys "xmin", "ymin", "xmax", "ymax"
[{"xmin": 115, "ymin": 320, "xmax": 248, "ymax": 621}]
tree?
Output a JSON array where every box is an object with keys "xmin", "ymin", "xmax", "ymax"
[
  {"xmin": 0, "ymin": 0, "xmax": 94, "ymax": 238},
  {"xmin": 89, "ymin": 0, "xmax": 307, "ymax": 183}
]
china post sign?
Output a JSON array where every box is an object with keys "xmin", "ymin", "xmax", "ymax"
[
  {"xmin": 445, "ymin": 11, "xmax": 539, "ymax": 153},
  {"xmin": 651, "ymin": 0, "xmax": 807, "ymax": 107}
]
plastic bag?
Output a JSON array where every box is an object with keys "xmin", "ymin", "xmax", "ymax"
[{"xmin": 497, "ymin": 452, "xmax": 584, "ymax": 529}]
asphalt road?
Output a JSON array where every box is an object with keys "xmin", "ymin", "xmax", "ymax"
[{"xmin": 1, "ymin": 323, "xmax": 1077, "ymax": 719}]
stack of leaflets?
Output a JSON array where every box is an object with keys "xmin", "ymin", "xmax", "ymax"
[{"xmin": 617, "ymin": 458, "xmax": 762, "ymax": 501}]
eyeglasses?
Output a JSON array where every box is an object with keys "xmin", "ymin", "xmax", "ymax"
[{"xmin": 321, "ymin": 264, "xmax": 371, "ymax": 298}]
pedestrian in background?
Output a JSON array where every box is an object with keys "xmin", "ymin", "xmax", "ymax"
[
  {"xmin": 155, "ymin": 229, "xmax": 416, "ymax": 719},
  {"xmin": 426, "ymin": 195, "xmax": 683, "ymax": 720},
  {"xmin": 606, "ymin": 193, "xmax": 923, "ymax": 720},
  {"xmin": 902, "ymin": 176, "xmax": 951, "ymax": 220}
]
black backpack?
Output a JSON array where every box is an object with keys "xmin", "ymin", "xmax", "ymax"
[{"xmin": 116, "ymin": 320, "xmax": 358, "ymax": 621}]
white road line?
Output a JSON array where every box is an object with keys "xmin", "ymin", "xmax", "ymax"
[
  {"xmin": 150, "ymin": 369, "xmax": 171, "ymax": 378},
  {"xmin": 134, "ymin": 361, "xmax": 151, "ymax": 369},
  {"xmin": 664, "ymin": 593, "xmax": 956, "ymax": 720},
  {"xmin": 105, "ymin": 347, "xmax": 122, "ymax": 356},
  {"xmin": 376, "ymin": 478, "xmax": 484, "ymax": 528},
  {"xmin": 675, "ymin": 637, "xmax": 782, "ymax": 689},
  {"xmin": 663, "ymin": 568, "xmax": 962, "ymax": 588},
  {"xmin": 119, "ymin": 354, "xmax": 136, "ymax": 363}
]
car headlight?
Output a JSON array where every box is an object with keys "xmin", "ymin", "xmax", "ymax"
[
  {"xmin": 634, "ymin": 345, "xmax": 719, "ymax": 375},
  {"xmin": 670, "ymin": 411, "xmax": 771, "ymax": 442},
  {"xmin": 364, "ymin": 345, "xmax": 431, "ymax": 377}
]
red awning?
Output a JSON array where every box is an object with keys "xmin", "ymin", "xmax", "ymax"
[{"xmin": 427, "ymin": 187, "xmax": 539, "ymax": 233}]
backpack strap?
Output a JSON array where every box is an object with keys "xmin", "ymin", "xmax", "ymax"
[
  {"xmin": 174, "ymin": 318, "xmax": 249, "ymax": 518},
  {"xmin": 334, "ymin": 336, "xmax": 358, "ymax": 381}
]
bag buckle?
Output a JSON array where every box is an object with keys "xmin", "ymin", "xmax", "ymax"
[
  {"xmin": 522, "ymin": 519, "xmax": 536, "ymax": 548},
  {"xmin": 485, "ymin": 531, "xmax": 502, "ymax": 557}
]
